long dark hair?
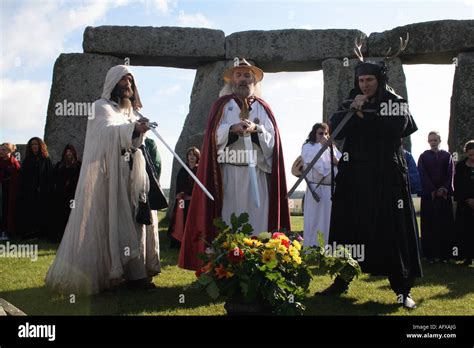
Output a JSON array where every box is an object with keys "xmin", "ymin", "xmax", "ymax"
[
  {"xmin": 304, "ymin": 123, "xmax": 329, "ymax": 145},
  {"xmin": 25, "ymin": 137, "xmax": 49, "ymax": 159}
]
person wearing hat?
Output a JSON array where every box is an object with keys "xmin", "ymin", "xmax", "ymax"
[
  {"xmin": 179, "ymin": 58, "xmax": 290, "ymax": 271},
  {"xmin": 318, "ymin": 60, "xmax": 423, "ymax": 309}
]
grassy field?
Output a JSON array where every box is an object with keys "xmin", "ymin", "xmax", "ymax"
[{"xmin": 0, "ymin": 213, "xmax": 472, "ymax": 316}]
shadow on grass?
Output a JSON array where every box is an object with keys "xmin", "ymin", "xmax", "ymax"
[
  {"xmin": 304, "ymin": 294, "xmax": 401, "ymax": 316},
  {"xmin": 1, "ymin": 282, "xmax": 222, "ymax": 316}
]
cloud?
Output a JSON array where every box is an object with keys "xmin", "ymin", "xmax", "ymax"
[
  {"xmin": 177, "ymin": 11, "xmax": 213, "ymax": 28},
  {"xmin": 153, "ymin": 0, "xmax": 175, "ymax": 14},
  {"xmin": 0, "ymin": 79, "xmax": 50, "ymax": 139},
  {"xmin": 0, "ymin": 0, "xmax": 126, "ymax": 73}
]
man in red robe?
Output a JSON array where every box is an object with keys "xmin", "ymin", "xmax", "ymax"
[{"xmin": 178, "ymin": 58, "xmax": 290, "ymax": 270}]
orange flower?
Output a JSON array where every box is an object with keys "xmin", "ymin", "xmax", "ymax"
[
  {"xmin": 202, "ymin": 262, "xmax": 213, "ymax": 272},
  {"xmin": 215, "ymin": 264, "xmax": 232, "ymax": 279}
]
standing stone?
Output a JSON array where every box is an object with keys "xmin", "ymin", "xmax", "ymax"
[
  {"xmin": 44, "ymin": 53, "xmax": 123, "ymax": 163},
  {"xmin": 368, "ymin": 20, "xmax": 474, "ymax": 64},
  {"xmin": 168, "ymin": 60, "xmax": 230, "ymax": 215},
  {"xmin": 226, "ymin": 29, "xmax": 367, "ymax": 72},
  {"xmin": 83, "ymin": 26, "xmax": 225, "ymax": 68},
  {"xmin": 322, "ymin": 57, "xmax": 412, "ymax": 151},
  {"xmin": 449, "ymin": 52, "xmax": 474, "ymax": 157}
]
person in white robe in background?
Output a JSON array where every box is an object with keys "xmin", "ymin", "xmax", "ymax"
[{"xmin": 302, "ymin": 122, "xmax": 341, "ymax": 247}]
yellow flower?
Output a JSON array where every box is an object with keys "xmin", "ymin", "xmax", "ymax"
[
  {"xmin": 262, "ymin": 249, "xmax": 277, "ymax": 264},
  {"xmin": 277, "ymin": 244, "xmax": 288, "ymax": 254},
  {"xmin": 292, "ymin": 255, "xmax": 302, "ymax": 264},
  {"xmin": 292, "ymin": 240, "xmax": 302, "ymax": 251},
  {"xmin": 282, "ymin": 255, "xmax": 292, "ymax": 263},
  {"xmin": 243, "ymin": 238, "xmax": 253, "ymax": 246},
  {"xmin": 222, "ymin": 242, "xmax": 229, "ymax": 249},
  {"xmin": 252, "ymin": 240, "xmax": 262, "ymax": 247},
  {"xmin": 266, "ymin": 239, "xmax": 281, "ymax": 249},
  {"xmin": 288, "ymin": 245, "xmax": 299, "ymax": 257}
]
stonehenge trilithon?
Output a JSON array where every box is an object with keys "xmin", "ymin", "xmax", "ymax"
[{"xmin": 42, "ymin": 20, "xmax": 474, "ymax": 211}]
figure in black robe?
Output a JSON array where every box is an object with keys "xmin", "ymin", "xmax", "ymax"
[
  {"xmin": 50, "ymin": 144, "xmax": 81, "ymax": 242},
  {"xmin": 418, "ymin": 144, "xmax": 455, "ymax": 262},
  {"xmin": 17, "ymin": 137, "xmax": 54, "ymax": 239},
  {"xmin": 453, "ymin": 143, "xmax": 474, "ymax": 265},
  {"xmin": 320, "ymin": 61, "xmax": 422, "ymax": 308}
]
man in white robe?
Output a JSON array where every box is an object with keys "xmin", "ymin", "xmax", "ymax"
[
  {"xmin": 216, "ymin": 60, "xmax": 274, "ymax": 234},
  {"xmin": 178, "ymin": 58, "xmax": 290, "ymax": 270},
  {"xmin": 45, "ymin": 65, "xmax": 160, "ymax": 295}
]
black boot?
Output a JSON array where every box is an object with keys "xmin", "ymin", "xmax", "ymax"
[{"xmin": 315, "ymin": 276, "xmax": 350, "ymax": 296}]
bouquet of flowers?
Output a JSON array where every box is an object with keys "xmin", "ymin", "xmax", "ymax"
[{"xmin": 194, "ymin": 213, "xmax": 312, "ymax": 315}]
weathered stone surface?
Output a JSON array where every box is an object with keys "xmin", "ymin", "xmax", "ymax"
[
  {"xmin": 0, "ymin": 298, "xmax": 26, "ymax": 316},
  {"xmin": 226, "ymin": 29, "xmax": 367, "ymax": 72},
  {"xmin": 83, "ymin": 26, "xmax": 225, "ymax": 69},
  {"xmin": 44, "ymin": 53, "xmax": 123, "ymax": 163},
  {"xmin": 368, "ymin": 20, "xmax": 474, "ymax": 64},
  {"xmin": 322, "ymin": 57, "xmax": 412, "ymax": 151},
  {"xmin": 449, "ymin": 52, "xmax": 474, "ymax": 156},
  {"xmin": 168, "ymin": 60, "xmax": 230, "ymax": 215},
  {"xmin": 0, "ymin": 305, "xmax": 6, "ymax": 316}
]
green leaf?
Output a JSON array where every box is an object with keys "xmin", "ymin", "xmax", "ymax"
[
  {"xmin": 197, "ymin": 273, "xmax": 214, "ymax": 286},
  {"xmin": 240, "ymin": 223, "xmax": 254, "ymax": 236},
  {"xmin": 213, "ymin": 218, "xmax": 229, "ymax": 233},
  {"xmin": 317, "ymin": 231, "xmax": 325, "ymax": 248},
  {"xmin": 230, "ymin": 213, "xmax": 239, "ymax": 232},
  {"xmin": 206, "ymin": 281, "xmax": 220, "ymax": 299}
]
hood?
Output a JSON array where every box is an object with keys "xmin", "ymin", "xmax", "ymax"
[{"xmin": 101, "ymin": 65, "xmax": 142, "ymax": 109}]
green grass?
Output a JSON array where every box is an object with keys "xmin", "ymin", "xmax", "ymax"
[{"xmin": 0, "ymin": 213, "xmax": 472, "ymax": 316}]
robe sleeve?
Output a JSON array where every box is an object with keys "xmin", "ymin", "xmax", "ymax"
[
  {"xmin": 453, "ymin": 161, "xmax": 467, "ymax": 202},
  {"xmin": 329, "ymin": 109, "xmax": 357, "ymax": 140},
  {"xmin": 418, "ymin": 153, "xmax": 436, "ymax": 197},
  {"xmin": 216, "ymin": 104, "xmax": 233, "ymax": 152},
  {"xmin": 444, "ymin": 152, "xmax": 455, "ymax": 195},
  {"xmin": 95, "ymin": 102, "xmax": 136, "ymax": 150},
  {"xmin": 256, "ymin": 111, "xmax": 275, "ymax": 160}
]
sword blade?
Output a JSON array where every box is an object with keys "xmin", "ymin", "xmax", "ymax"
[
  {"xmin": 148, "ymin": 127, "xmax": 215, "ymax": 202},
  {"xmin": 243, "ymin": 135, "xmax": 261, "ymax": 208},
  {"xmin": 286, "ymin": 111, "xmax": 354, "ymax": 198}
]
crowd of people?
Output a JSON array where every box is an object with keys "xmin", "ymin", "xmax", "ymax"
[
  {"xmin": 0, "ymin": 140, "xmax": 81, "ymax": 242},
  {"xmin": 1, "ymin": 55, "xmax": 472, "ymax": 309}
]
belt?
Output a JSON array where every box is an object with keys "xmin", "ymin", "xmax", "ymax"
[{"xmin": 222, "ymin": 162, "xmax": 249, "ymax": 167}]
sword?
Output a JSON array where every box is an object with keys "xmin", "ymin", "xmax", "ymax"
[
  {"xmin": 287, "ymin": 109, "xmax": 354, "ymax": 199},
  {"xmin": 242, "ymin": 134, "xmax": 261, "ymax": 208},
  {"xmin": 287, "ymin": 104, "xmax": 378, "ymax": 198},
  {"xmin": 137, "ymin": 114, "xmax": 215, "ymax": 201}
]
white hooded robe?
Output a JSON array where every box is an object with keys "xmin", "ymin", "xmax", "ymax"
[{"xmin": 45, "ymin": 65, "xmax": 160, "ymax": 295}]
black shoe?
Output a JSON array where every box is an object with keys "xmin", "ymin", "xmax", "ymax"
[{"xmin": 315, "ymin": 278, "xmax": 349, "ymax": 296}]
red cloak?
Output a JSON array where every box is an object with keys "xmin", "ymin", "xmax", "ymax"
[
  {"xmin": 178, "ymin": 94, "xmax": 291, "ymax": 270},
  {"xmin": 0, "ymin": 156, "xmax": 20, "ymax": 237}
]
